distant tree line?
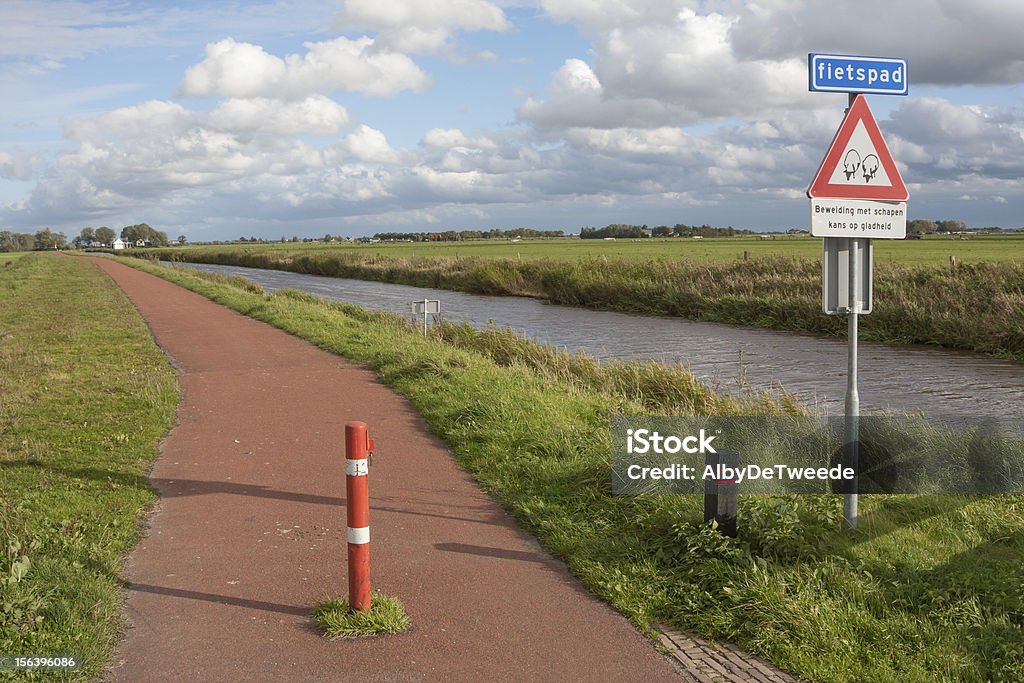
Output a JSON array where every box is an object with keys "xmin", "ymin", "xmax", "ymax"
[
  {"xmin": 580, "ymin": 223, "xmax": 756, "ymax": 239},
  {"xmin": 373, "ymin": 228, "xmax": 565, "ymax": 242},
  {"xmin": 0, "ymin": 223, "xmax": 181, "ymax": 252},
  {"xmin": 1, "ymin": 229, "xmax": 68, "ymax": 252},
  {"xmin": 75, "ymin": 224, "xmax": 175, "ymax": 248},
  {"xmin": 908, "ymin": 219, "xmax": 968, "ymax": 235}
]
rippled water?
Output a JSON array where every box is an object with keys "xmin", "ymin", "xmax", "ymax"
[{"xmin": 173, "ymin": 261, "xmax": 1023, "ymax": 416}]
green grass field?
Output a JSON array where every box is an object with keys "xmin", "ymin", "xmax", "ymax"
[
  {"xmin": 0, "ymin": 254, "xmax": 178, "ymax": 681},
  {"xmin": 172, "ymin": 233, "xmax": 1024, "ymax": 265},
  {"xmin": 118, "ymin": 258, "xmax": 1024, "ymax": 682}
]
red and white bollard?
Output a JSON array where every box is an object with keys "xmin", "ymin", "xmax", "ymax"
[{"xmin": 345, "ymin": 421, "xmax": 374, "ymax": 612}]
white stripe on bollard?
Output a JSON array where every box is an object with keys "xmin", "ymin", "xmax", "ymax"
[
  {"xmin": 347, "ymin": 526, "xmax": 370, "ymax": 544},
  {"xmin": 346, "ymin": 458, "xmax": 369, "ymax": 477}
]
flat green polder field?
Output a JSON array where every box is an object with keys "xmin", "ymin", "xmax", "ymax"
[
  {"xmin": 0, "ymin": 251, "xmax": 29, "ymax": 265},
  {"xmin": 172, "ymin": 233, "xmax": 1024, "ymax": 265}
]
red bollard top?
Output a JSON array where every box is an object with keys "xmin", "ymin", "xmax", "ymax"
[{"xmin": 345, "ymin": 421, "xmax": 374, "ymax": 460}]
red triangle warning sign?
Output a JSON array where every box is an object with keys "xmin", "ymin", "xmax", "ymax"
[{"xmin": 807, "ymin": 94, "xmax": 909, "ymax": 201}]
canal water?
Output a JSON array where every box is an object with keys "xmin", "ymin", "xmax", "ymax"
[{"xmin": 174, "ymin": 261, "xmax": 1023, "ymax": 416}]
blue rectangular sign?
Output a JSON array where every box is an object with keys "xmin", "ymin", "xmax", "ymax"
[{"xmin": 808, "ymin": 53, "xmax": 908, "ymax": 95}]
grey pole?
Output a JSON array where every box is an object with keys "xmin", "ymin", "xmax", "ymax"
[
  {"xmin": 844, "ymin": 237, "xmax": 860, "ymax": 529},
  {"xmin": 841, "ymin": 92, "xmax": 860, "ymax": 531}
]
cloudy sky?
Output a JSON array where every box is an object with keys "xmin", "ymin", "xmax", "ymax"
[{"xmin": 2, "ymin": 0, "xmax": 1023, "ymax": 241}]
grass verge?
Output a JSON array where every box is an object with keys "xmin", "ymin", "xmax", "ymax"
[
  {"xmin": 0, "ymin": 254, "xmax": 178, "ymax": 681},
  {"xmin": 312, "ymin": 594, "xmax": 410, "ymax": 639},
  {"xmin": 108, "ymin": 257, "xmax": 1024, "ymax": 682},
  {"xmin": 127, "ymin": 246, "xmax": 1024, "ymax": 359}
]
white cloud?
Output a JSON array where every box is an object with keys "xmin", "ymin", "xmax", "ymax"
[
  {"xmin": 181, "ymin": 37, "xmax": 430, "ymax": 99},
  {"xmin": 421, "ymin": 128, "xmax": 497, "ymax": 151},
  {"xmin": 540, "ymin": 0, "xmax": 687, "ymax": 30},
  {"xmin": 208, "ymin": 96, "xmax": 349, "ymax": 135},
  {"xmin": 66, "ymin": 100, "xmax": 196, "ymax": 144},
  {"xmin": 520, "ymin": 10, "xmax": 812, "ymax": 130},
  {"xmin": 4, "ymin": 97, "xmax": 350, "ymax": 226},
  {"xmin": 729, "ymin": 0, "xmax": 1024, "ymax": 85},
  {"xmin": 887, "ymin": 98, "xmax": 1024, "ymax": 181},
  {"xmin": 338, "ymin": 125, "xmax": 401, "ymax": 164},
  {"xmin": 0, "ymin": 151, "xmax": 42, "ymax": 180},
  {"xmin": 518, "ymin": 59, "xmax": 690, "ymax": 131},
  {"xmin": 334, "ymin": 0, "xmax": 510, "ymax": 54}
]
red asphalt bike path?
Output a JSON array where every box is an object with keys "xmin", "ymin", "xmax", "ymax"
[{"xmin": 91, "ymin": 257, "xmax": 684, "ymax": 682}]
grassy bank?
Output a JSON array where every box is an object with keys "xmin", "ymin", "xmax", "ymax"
[
  {"xmin": 129, "ymin": 246, "xmax": 1024, "ymax": 359},
  {"xmin": 119, "ymin": 257, "xmax": 1023, "ymax": 682},
  {"xmin": 0, "ymin": 255, "xmax": 178, "ymax": 680}
]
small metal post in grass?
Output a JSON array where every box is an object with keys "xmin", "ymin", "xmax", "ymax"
[{"xmin": 704, "ymin": 449, "xmax": 738, "ymax": 537}]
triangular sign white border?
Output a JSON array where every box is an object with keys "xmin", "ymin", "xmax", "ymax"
[{"xmin": 808, "ymin": 95, "xmax": 909, "ymax": 201}]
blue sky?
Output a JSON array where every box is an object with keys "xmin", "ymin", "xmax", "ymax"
[{"xmin": 1, "ymin": 1, "xmax": 1023, "ymax": 241}]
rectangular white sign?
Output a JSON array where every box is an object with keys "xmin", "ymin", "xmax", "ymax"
[
  {"xmin": 810, "ymin": 198, "xmax": 906, "ymax": 239},
  {"xmin": 412, "ymin": 300, "xmax": 441, "ymax": 315}
]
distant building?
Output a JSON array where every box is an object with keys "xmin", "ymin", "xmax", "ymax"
[{"xmin": 113, "ymin": 238, "xmax": 126, "ymax": 250}]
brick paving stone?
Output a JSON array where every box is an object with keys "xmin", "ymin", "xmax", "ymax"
[{"xmin": 655, "ymin": 625, "xmax": 801, "ymax": 683}]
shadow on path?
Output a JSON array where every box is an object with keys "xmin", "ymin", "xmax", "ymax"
[{"xmin": 128, "ymin": 583, "xmax": 311, "ymax": 617}]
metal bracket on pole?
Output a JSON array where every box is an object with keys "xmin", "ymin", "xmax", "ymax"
[{"xmin": 823, "ymin": 238, "xmax": 872, "ymax": 315}]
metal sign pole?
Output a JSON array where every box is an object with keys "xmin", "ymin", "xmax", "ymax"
[
  {"xmin": 422, "ymin": 299, "xmax": 428, "ymax": 336},
  {"xmin": 841, "ymin": 92, "xmax": 859, "ymax": 531},
  {"xmin": 844, "ymin": 237, "xmax": 861, "ymax": 530}
]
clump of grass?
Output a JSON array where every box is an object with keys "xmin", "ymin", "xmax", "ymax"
[
  {"xmin": 434, "ymin": 321, "xmax": 804, "ymax": 416},
  {"xmin": 165, "ymin": 266, "xmax": 265, "ymax": 295},
  {"xmin": 312, "ymin": 593, "xmax": 410, "ymax": 639}
]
